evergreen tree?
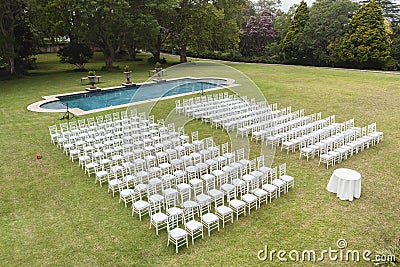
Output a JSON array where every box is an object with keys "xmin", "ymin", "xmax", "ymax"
[
  {"xmin": 281, "ymin": 0, "xmax": 309, "ymax": 62},
  {"xmin": 358, "ymin": 0, "xmax": 400, "ymax": 23},
  {"xmin": 339, "ymin": 0, "xmax": 391, "ymax": 68},
  {"xmin": 296, "ymin": 0, "xmax": 357, "ymax": 66}
]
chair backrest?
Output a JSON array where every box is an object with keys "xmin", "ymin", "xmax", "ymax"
[
  {"xmin": 113, "ymin": 112, "xmax": 120, "ymax": 121},
  {"xmin": 48, "ymin": 125, "xmax": 58, "ymax": 134},
  {"xmin": 270, "ymin": 167, "xmax": 277, "ymax": 181},
  {"xmin": 368, "ymin": 122, "xmax": 376, "ymax": 134},
  {"xmin": 167, "ymin": 214, "xmax": 179, "ymax": 232},
  {"xmin": 205, "ymin": 137, "xmax": 214, "ymax": 148},
  {"xmin": 130, "ymin": 109, "xmax": 138, "ymax": 118},
  {"xmin": 192, "ymin": 153, "xmax": 202, "ymax": 165},
  {"xmin": 87, "ymin": 117, "xmax": 95, "ymax": 126},
  {"xmin": 150, "ymin": 201, "xmax": 163, "ymax": 216},
  {"xmin": 104, "ymin": 113, "xmax": 112, "ymax": 122},
  {"xmin": 134, "ymin": 158, "xmax": 146, "ymax": 172},
  {"xmin": 257, "ymin": 155, "xmax": 265, "ymax": 168},
  {"xmin": 222, "ymin": 142, "xmax": 229, "ymax": 154},
  {"xmin": 279, "ymin": 163, "xmax": 287, "ymax": 177},
  {"xmin": 191, "ymin": 131, "xmax": 199, "ymax": 142},
  {"xmin": 249, "ymin": 158, "xmax": 257, "ymax": 172},
  {"xmin": 361, "ymin": 126, "xmax": 367, "ymax": 137},
  {"xmin": 139, "ymin": 112, "xmax": 146, "ymax": 121},
  {"xmin": 236, "ymin": 148, "xmax": 245, "ymax": 161},
  {"xmin": 120, "ymin": 110, "xmax": 128, "ymax": 119},
  {"xmin": 148, "ymin": 179, "xmax": 161, "ymax": 195},
  {"xmin": 96, "ymin": 115, "xmax": 104, "ymax": 124},
  {"xmin": 330, "ymin": 115, "xmax": 336, "ymax": 124},
  {"xmin": 183, "ymin": 208, "xmax": 196, "ymax": 224}
]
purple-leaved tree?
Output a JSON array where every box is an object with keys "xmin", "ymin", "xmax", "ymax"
[{"xmin": 240, "ymin": 15, "xmax": 277, "ymax": 57}]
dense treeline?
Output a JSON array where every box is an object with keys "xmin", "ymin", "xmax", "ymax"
[{"xmin": 1, "ymin": 0, "xmax": 400, "ymax": 75}]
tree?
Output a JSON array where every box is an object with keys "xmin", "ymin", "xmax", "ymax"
[
  {"xmin": 167, "ymin": 0, "xmax": 245, "ymax": 63},
  {"xmin": 0, "ymin": 0, "xmax": 22, "ymax": 74},
  {"xmin": 87, "ymin": 0, "xmax": 131, "ymax": 69},
  {"xmin": 358, "ymin": 0, "xmax": 400, "ymax": 23},
  {"xmin": 281, "ymin": 0, "xmax": 309, "ymax": 62},
  {"xmin": 209, "ymin": 0, "xmax": 247, "ymax": 53},
  {"xmin": 57, "ymin": 42, "xmax": 93, "ymax": 70},
  {"xmin": 296, "ymin": 0, "xmax": 357, "ymax": 66},
  {"xmin": 253, "ymin": 0, "xmax": 282, "ymax": 17},
  {"xmin": 30, "ymin": 0, "xmax": 91, "ymax": 44},
  {"xmin": 339, "ymin": 0, "xmax": 391, "ymax": 68},
  {"xmin": 0, "ymin": 0, "xmax": 42, "ymax": 74},
  {"xmin": 239, "ymin": 14, "xmax": 277, "ymax": 57}
]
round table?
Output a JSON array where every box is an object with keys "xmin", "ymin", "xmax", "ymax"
[{"xmin": 326, "ymin": 168, "xmax": 361, "ymax": 201}]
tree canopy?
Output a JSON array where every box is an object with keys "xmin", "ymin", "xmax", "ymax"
[
  {"xmin": 282, "ymin": 0, "xmax": 310, "ymax": 62},
  {"xmin": 2, "ymin": 0, "xmax": 400, "ymax": 75},
  {"xmin": 339, "ymin": 0, "xmax": 391, "ymax": 68}
]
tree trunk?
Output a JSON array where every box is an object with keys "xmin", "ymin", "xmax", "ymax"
[
  {"xmin": 152, "ymin": 34, "xmax": 162, "ymax": 63},
  {"xmin": 180, "ymin": 45, "xmax": 188, "ymax": 63},
  {"xmin": 6, "ymin": 56, "xmax": 15, "ymax": 75},
  {"xmin": 104, "ymin": 46, "xmax": 115, "ymax": 69},
  {"xmin": 128, "ymin": 44, "xmax": 137, "ymax": 60}
]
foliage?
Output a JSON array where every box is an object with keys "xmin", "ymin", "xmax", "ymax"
[
  {"xmin": 239, "ymin": 14, "xmax": 277, "ymax": 57},
  {"xmin": 339, "ymin": 0, "xmax": 391, "ymax": 69},
  {"xmin": 87, "ymin": 0, "xmax": 131, "ymax": 69},
  {"xmin": 388, "ymin": 24, "xmax": 400, "ymax": 69},
  {"xmin": 57, "ymin": 43, "xmax": 93, "ymax": 70},
  {"xmin": 253, "ymin": 0, "xmax": 282, "ymax": 17},
  {"xmin": 31, "ymin": 0, "xmax": 91, "ymax": 43},
  {"xmin": 0, "ymin": 57, "xmax": 7, "ymax": 68},
  {"xmin": 358, "ymin": 0, "xmax": 400, "ymax": 23},
  {"xmin": 166, "ymin": 0, "xmax": 246, "ymax": 63},
  {"xmin": 296, "ymin": 0, "xmax": 358, "ymax": 66},
  {"xmin": 282, "ymin": 0, "xmax": 310, "ymax": 62},
  {"xmin": 88, "ymin": 70, "xmax": 96, "ymax": 76},
  {"xmin": 0, "ymin": 0, "xmax": 42, "ymax": 74}
]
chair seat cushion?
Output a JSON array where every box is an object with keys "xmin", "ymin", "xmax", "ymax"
[
  {"xmin": 152, "ymin": 212, "xmax": 168, "ymax": 222},
  {"xmin": 202, "ymin": 213, "xmax": 219, "ymax": 224},
  {"xmin": 120, "ymin": 189, "xmax": 134, "ymax": 197},
  {"xmin": 170, "ymin": 228, "xmax": 187, "ymax": 239},
  {"xmin": 229, "ymin": 199, "xmax": 245, "ymax": 208},
  {"xmin": 220, "ymin": 183, "xmax": 235, "ymax": 192},
  {"xmin": 216, "ymin": 206, "xmax": 233, "ymax": 215},
  {"xmin": 133, "ymin": 200, "xmax": 150, "ymax": 210},
  {"xmin": 272, "ymin": 179, "xmax": 286, "ymax": 187},
  {"xmin": 242, "ymin": 194, "xmax": 257, "ymax": 203},
  {"xmin": 252, "ymin": 188, "xmax": 267, "ymax": 197},
  {"xmin": 208, "ymin": 189, "xmax": 224, "ymax": 199},
  {"xmin": 280, "ymin": 174, "xmax": 294, "ymax": 183},
  {"xmin": 186, "ymin": 220, "xmax": 203, "ymax": 231},
  {"xmin": 262, "ymin": 184, "xmax": 277, "ymax": 192}
]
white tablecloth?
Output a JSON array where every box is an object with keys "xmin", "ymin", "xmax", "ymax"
[{"xmin": 326, "ymin": 168, "xmax": 361, "ymax": 201}]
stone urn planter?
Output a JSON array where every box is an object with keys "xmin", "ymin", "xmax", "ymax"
[
  {"xmin": 124, "ymin": 66, "xmax": 132, "ymax": 84},
  {"xmin": 88, "ymin": 70, "xmax": 96, "ymax": 89}
]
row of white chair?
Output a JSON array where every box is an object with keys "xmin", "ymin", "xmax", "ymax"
[{"xmin": 318, "ymin": 123, "xmax": 383, "ymax": 168}]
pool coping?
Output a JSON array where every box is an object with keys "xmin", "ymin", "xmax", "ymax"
[{"xmin": 27, "ymin": 76, "xmax": 237, "ymax": 116}]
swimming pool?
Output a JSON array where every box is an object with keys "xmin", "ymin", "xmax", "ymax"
[{"xmin": 29, "ymin": 77, "xmax": 233, "ymax": 115}]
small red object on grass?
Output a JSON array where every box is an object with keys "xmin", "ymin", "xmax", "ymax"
[{"xmin": 36, "ymin": 152, "xmax": 42, "ymax": 159}]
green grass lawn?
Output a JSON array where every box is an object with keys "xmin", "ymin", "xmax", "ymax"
[{"xmin": 1, "ymin": 53, "xmax": 399, "ymax": 266}]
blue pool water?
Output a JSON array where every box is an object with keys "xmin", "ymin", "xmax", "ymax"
[{"xmin": 41, "ymin": 78, "xmax": 226, "ymax": 111}]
